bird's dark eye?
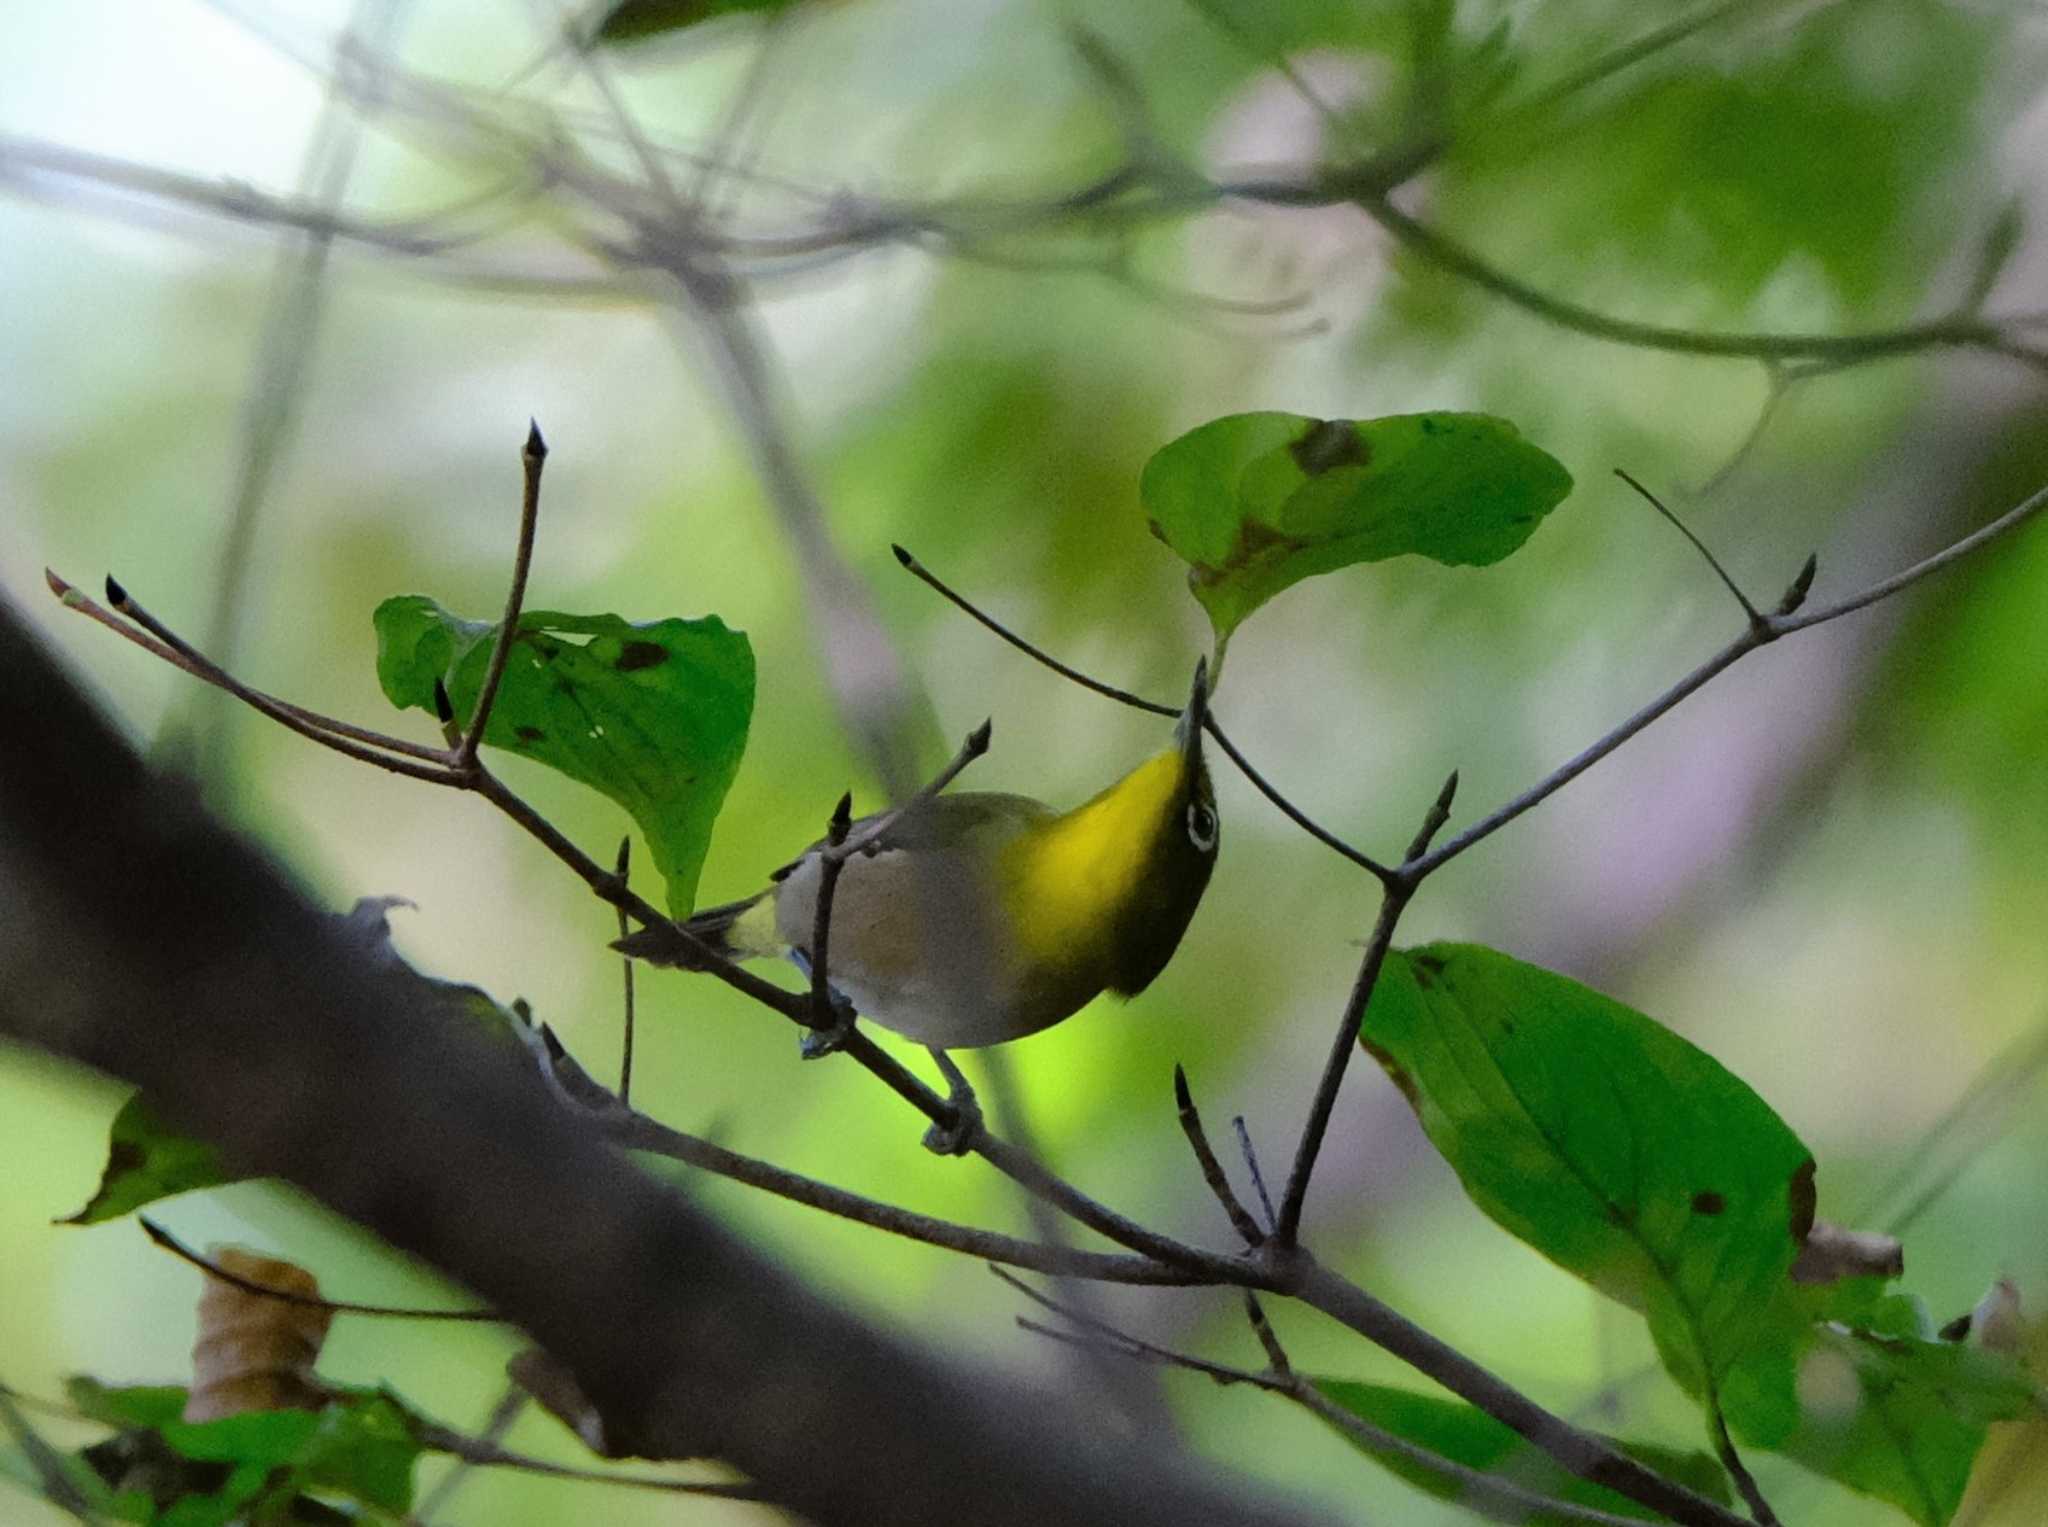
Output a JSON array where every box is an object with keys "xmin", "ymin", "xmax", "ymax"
[{"xmin": 1186, "ymin": 800, "xmax": 1218, "ymax": 852}]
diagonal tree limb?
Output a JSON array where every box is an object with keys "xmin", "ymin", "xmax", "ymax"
[{"xmin": 0, "ymin": 593, "xmax": 1326, "ymax": 1527}]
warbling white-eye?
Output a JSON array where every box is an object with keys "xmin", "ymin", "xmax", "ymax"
[{"xmin": 618, "ymin": 661, "xmax": 1219, "ymax": 1086}]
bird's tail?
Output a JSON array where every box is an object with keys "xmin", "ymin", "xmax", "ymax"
[{"xmin": 613, "ymin": 892, "xmax": 769, "ymax": 967}]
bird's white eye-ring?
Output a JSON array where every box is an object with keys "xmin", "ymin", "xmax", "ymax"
[{"xmin": 1186, "ymin": 800, "xmax": 1218, "ymax": 852}]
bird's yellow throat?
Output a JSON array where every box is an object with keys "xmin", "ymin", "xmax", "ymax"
[{"xmin": 1002, "ymin": 748, "xmax": 1188, "ymax": 968}]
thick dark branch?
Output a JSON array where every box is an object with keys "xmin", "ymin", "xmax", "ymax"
[{"xmin": 0, "ymin": 596, "xmax": 1324, "ymax": 1527}]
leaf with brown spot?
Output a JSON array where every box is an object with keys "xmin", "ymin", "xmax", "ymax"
[
  {"xmin": 375, "ymin": 599, "xmax": 753, "ymax": 915},
  {"xmin": 1141, "ymin": 411, "xmax": 1572, "ymax": 658},
  {"xmin": 1357, "ymin": 943, "xmax": 1813, "ymax": 1404}
]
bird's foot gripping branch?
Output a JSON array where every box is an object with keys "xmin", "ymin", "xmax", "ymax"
[{"xmin": 43, "ymin": 401, "xmax": 2048, "ymax": 1527}]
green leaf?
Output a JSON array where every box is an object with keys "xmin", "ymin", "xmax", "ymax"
[
  {"xmin": 1721, "ymin": 1288, "xmax": 2036, "ymax": 1526},
  {"xmin": 1312, "ymin": 1379, "xmax": 1729, "ymax": 1524},
  {"xmin": 593, "ymin": 0, "xmax": 801, "ymax": 44},
  {"xmin": 68, "ymin": 1381, "xmax": 422, "ymax": 1517},
  {"xmin": 1357, "ymin": 944, "xmax": 1814, "ymax": 1401},
  {"xmin": 60, "ymin": 1096, "xmax": 230, "ymax": 1226},
  {"xmin": 374, "ymin": 598, "xmax": 754, "ymax": 917},
  {"xmin": 1140, "ymin": 411, "xmax": 1571, "ymax": 652},
  {"xmin": 66, "ymin": 1380, "xmax": 188, "ymax": 1432}
]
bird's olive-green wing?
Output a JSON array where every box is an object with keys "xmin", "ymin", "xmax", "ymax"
[{"xmin": 768, "ymin": 791, "xmax": 1053, "ymax": 880}]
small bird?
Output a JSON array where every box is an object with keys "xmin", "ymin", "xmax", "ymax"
[{"xmin": 618, "ymin": 662, "xmax": 1219, "ymax": 1061}]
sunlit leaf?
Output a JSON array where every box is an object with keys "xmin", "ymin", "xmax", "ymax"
[
  {"xmin": 375, "ymin": 598, "xmax": 754, "ymax": 916},
  {"xmin": 1141, "ymin": 412, "xmax": 1571, "ymax": 654},
  {"xmin": 1357, "ymin": 943, "xmax": 1813, "ymax": 1400},
  {"xmin": 1312, "ymin": 1379, "xmax": 1729, "ymax": 1524},
  {"xmin": 60, "ymin": 1096, "xmax": 229, "ymax": 1227}
]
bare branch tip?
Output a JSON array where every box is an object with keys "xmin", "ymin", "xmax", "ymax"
[
  {"xmin": 1776, "ymin": 553, "xmax": 1819, "ymax": 616},
  {"xmin": 1434, "ymin": 769, "xmax": 1460, "ymax": 812},
  {"xmin": 890, "ymin": 543, "xmax": 917, "ymax": 570},
  {"xmin": 1172, "ymin": 1062, "xmax": 1192, "ymax": 1112}
]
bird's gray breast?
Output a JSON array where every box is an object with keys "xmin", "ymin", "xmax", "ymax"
[{"xmin": 770, "ymin": 802, "xmax": 1040, "ymax": 1048}]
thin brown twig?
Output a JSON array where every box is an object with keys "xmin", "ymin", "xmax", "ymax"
[
  {"xmin": 808, "ymin": 789, "xmax": 855, "ymax": 1033},
  {"xmin": 1614, "ymin": 468, "xmax": 1761, "ymax": 623},
  {"xmin": 613, "ymin": 835, "xmax": 635, "ymax": 1106},
  {"xmin": 528, "ymin": 1017, "xmax": 1207, "ymax": 1286},
  {"xmin": 411, "ymin": 1419, "xmax": 772, "ymax": 1500},
  {"xmin": 826, "ymin": 718, "xmax": 993, "ymax": 863},
  {"xmin": 1413, "ymin": 472, "xmax": 2048, "ymax": 878},
  {"xmin": 1000, "ymin": 1268, "xmax": 1676, "ymax": 1527},
  {"xmin": 1272, "ymin": 880, "xmax": 1412, "ymax": 1247},
  {"xmin": 1232, "ymin": 1116, "xmax": 1277, "ymax": 1231},
  {"xmin": 90, "ymin": 577, "xmax": 462, "ymax": 785},
  {"xmin": 1243, "ymin": 1292, "xmax": 1291, "ymax": 1376},
  {"xmin": 139, "ymin": 1218, "xmax": 502, "ymax": 1321},
  {"xmin": 47, "ymin": 568, "xmax": 451, "ymax": 757},
  {"xmin": 1173, "ymin": 1065, "xmax": 1265, "ymax": 1246},
  {"xmin": 456, "ymin": 420, "xmax": 546, "ymax": 769},
  {"xmin": 889, "ymin": 544, "xmax": 1396, "ymax": 881},
  {"xmin": 1357, "ymin": 191, "xmax": 2039, "ymax": 369},
  {"xmin": 1292, "ymin": 1257, "xmax": 1744, "ymax": 1527},
  {"xmin": 605, "ymin": 1111, "xmax": 1202, "ymax": 1286}
]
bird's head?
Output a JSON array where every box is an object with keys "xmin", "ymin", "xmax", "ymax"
[{"xmin": 1101, "ymin": 658, "xmax": 1219, "ymax": 995}]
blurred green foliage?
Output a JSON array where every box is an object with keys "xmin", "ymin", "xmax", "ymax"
[{"xmin": 6, "ymin": 0, "xmax": 2048, "ymax": 1522}]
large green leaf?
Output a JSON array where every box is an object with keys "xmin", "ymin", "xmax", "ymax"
[
  {"xmin": 1357, "ymin": 943, "xmax": 1813, "ymax": 1401},
  {"xmin": 1311, "ymin": 1379, "xmax": 1729, "ymax": 1524},
  {"xmin": 374, "ymin": 598, "xmax": 753, "ymax": 916},
  {"xmin": 1140, "ymin": 411, "xmax": 1571, "ymax": 655}
]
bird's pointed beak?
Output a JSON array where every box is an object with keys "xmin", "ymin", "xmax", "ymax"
[{"xmin": 1175, "ymin": 657, "xmax": 1209, "ymax": 769}]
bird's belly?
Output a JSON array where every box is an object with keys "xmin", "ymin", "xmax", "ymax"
[{"xmin": 773, "ymin": 847, "xmax": 1103, "ymax": 1047}]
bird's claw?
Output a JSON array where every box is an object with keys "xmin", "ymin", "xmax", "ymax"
[
  {"xmin": 799, "ymin": 995, "xmax": 858, "ymax": 1059},
  {"xmin": 921, "ymin": 1091, "xmax": 983, "ymax": 1157},
  {"xmin": 921, "ymin": 1050, "xmax": 982, "ymax": 1155}
]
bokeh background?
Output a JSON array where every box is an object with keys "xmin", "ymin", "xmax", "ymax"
[{"xmin": 6, "ymin": 0, "xmax": 2048, "ymax": 1521}]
